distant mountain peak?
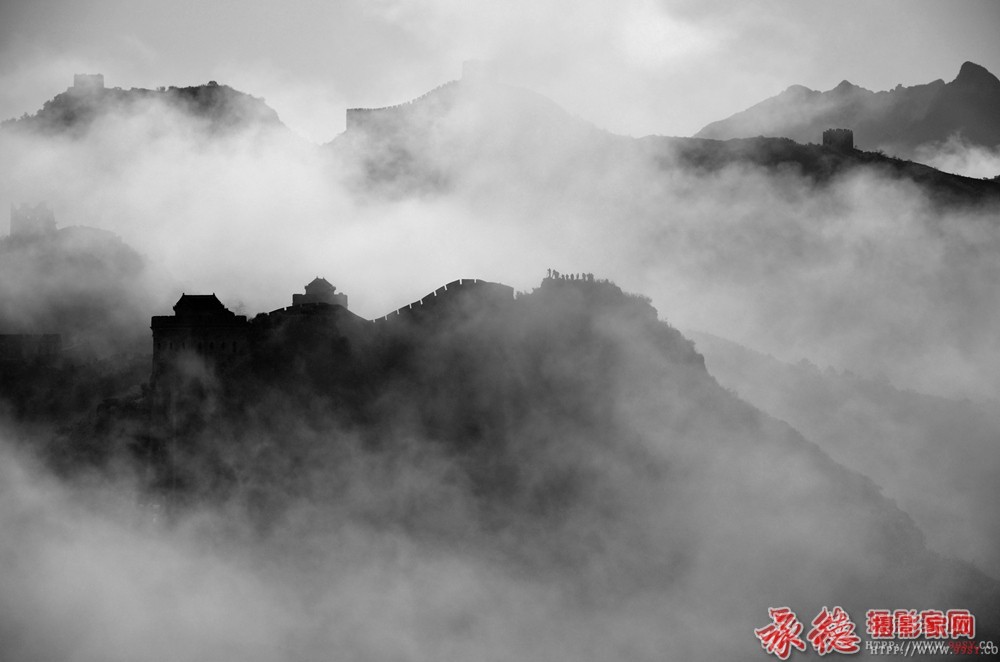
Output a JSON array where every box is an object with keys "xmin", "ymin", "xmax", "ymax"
[
  {"xmin": 781, "ymin": 84, "xmax": 816, "ymax": 97},
  {"xmin": 695, "ymin": 62, "xmax": 1000, "ymax": 159},
  {"xmin": 953, "ymin": 61, "xmax": 1000, "ymax": 88}
]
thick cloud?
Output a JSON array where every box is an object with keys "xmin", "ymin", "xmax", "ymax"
[
  {"xmin": 2, "ymin": 279, "xmax": 996, "ymax": 661},
  {"xmin": 915, "ymin": 135, "xmax": 1000, "ymax": 179},
  {"xmin": 5, "ymin": 79, "xmax": 1000, "ymax": 394}
]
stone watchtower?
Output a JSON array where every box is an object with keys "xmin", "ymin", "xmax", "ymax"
[
  {"xmin": 292, "ymin": 277, "xmax": 348, "ymax": 308},
  {"xmin": 150, "ymin": 294, "xmax": 249, "ymax": 382},
  {"xmin": 149, "ymin": 293, "xmax": 250, "ymax": 427},
  {"xmin": 71, "ymin": 73, "xmax": 105, "ymax": 94},
  {"xmin": 822, "ymin": 128, "xmax": 854, "ymax": 151}
]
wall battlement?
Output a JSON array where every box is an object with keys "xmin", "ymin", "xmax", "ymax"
[
  {"xmin": 345, "ymin": 81, "xmax": 459, "ymax": 132},
  {"xmin": 373, "ymin": 279, "xmax": 514, "ymax": 323},
  {"xmin": 150, "ymin": 277, "xmax": 514, "ymax": 409}
]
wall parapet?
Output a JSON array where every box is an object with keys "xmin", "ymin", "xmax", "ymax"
[
  {"xmin": 372, "ymin": 278, "xmax": 514, "ymax": 323},
  {"xmin": 345, "ymin": 81, "xmax": 460, "ymax": 132}
]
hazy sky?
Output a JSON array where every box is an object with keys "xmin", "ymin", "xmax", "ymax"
[{"xmin": 1, "ymin": 0, "xmax": 998, "ymax": 142}]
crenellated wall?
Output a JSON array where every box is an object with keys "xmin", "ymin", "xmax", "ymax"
[
  {"xmin": 372, "ymin": 279, "xmax": 515, "ymax": 323},
  {"xmin": 150, "ymin": 278, "xmax": 514, "ymax": 400},
  {"xmin": 345, "ymin": 81, "xmax": 459, "ymax": 132}
]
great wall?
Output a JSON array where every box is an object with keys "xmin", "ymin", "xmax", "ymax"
[
  {"xmin": 345, "ymin": 81, "xmax": 459, "ymax": 132},
  {"xmin": 147, "ymin": 275, "xmax": 515, "ymax": 423},
  {"xmin": 344, "ymin": 60, "xmax": 500, "ymax": 133},
  {"xmin": 372, "ymin": 278, "xmax": 514, "ymax": 322}
]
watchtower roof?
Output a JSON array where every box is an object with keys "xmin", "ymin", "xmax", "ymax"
[
  {"xmin": 173, "ymin": 294, "xmax": 227, "ymax": 314},
  {"xmin": 305, "ymin": 277, "xmax": 336, "ymax": 293}
]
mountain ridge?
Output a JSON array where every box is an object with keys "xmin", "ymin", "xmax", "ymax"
[
  {"xmin": 37, "ymin": 271, "xmax": 1000, "ymax": 653},
  {"xmin": 5, "ymin": 72, "xmax": 999, "ymax": 204},
  {"xmin": 329, "ymin": 72, "xmax": 1000, "ymax": 205},
  {"xmin": 695, "ymin": 61, "xmax": 1000, "ymax": 161},
  {"xmin": 2, "ymin": 76, "xmax": 290, "ymax": 138}
]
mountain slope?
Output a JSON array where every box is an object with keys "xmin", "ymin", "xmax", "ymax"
[
  {"xmin": 695, "ymin": 61, "xmax": 1000, "ymax": 160},
  {"xmin": 330, "ymin": 74, "xmax": 616, "ymax": 194},
  {"xmin": 643, "ymin": 134, "xmax": 1000, "ymax": 206},
  {"xmin": 6, "ymin": 72, "xmax": 999, "ymax": 206},
  {"xmin": 329, "ymin": 71, "xmax": 1000, "ymax": 206},
  {"xmin": 0, "ymin": 219, "xmax": 154, "ymax": 356},
  {"xmin": 34, "ymin": 275, "xmax": 1000, "ymax": 660},
  {"xmin": 690, "ymin": 330, "xmax": 1000, "ymax": 578}
]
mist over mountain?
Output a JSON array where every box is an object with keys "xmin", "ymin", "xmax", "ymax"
[
  {"xmin": 0, "ymin": 207, "xmax": 155, "ymax": 357},
  {"xmin": 332, "ymin": 67, "xmax": 1000, "ymax": 205},
  {"xmin": 330, "ymin": 71, "xmax": 613, "ymax": 195},
  {"xmin": 6, "ymin": 69, "xmax": 1000, "ymax": 398},
  {"xmin": 695, "ymin": 61, "xmax": 1000, "ymax": 171},
  {"xmin": 2, "ymin": 65, "xmax": 1000, "ymax": 660},
  {"xmin": 320, "ymin": 70, "xmax": 1000, "ymax": 403},
  {"xmin": 7, "ymin": 275, "xmax": 996, "ymax": 660},
  {"xmin": 2, "ymin": 75, "xmax": 291, "ymax": 140},
  {"xmin": 0, "ymin": 205, "xmax": 159, "ymax": 431},
  {"xmin": 690, "ymin": 330, "xmax": 1000, "ymax": 579},
  {"xmin": 8, "ymin": 69, "xmax": 999, "ymax": 206},
  {"xmin": 650, "ymin": 135, "xmax": 1000, "ymax": 207}
]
